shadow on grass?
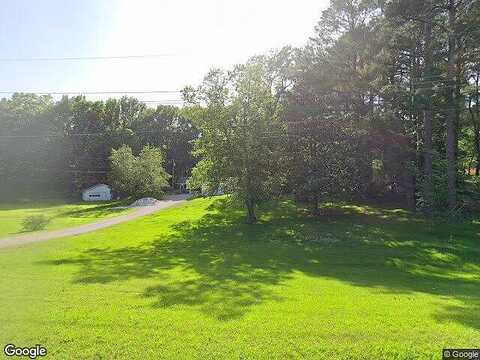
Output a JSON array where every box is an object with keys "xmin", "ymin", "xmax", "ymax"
[
  {"xmin": 56, "ymin": 201, "xmax": 130, "ymax": 218},
  {"xmin": 41, "ymin": 198, "xmax": 480, "ymax": 324}
]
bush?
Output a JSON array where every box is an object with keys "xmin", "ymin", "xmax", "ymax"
[{"xmin": 22, "ymin": 215, "xmax": 50, "ymax": 232}]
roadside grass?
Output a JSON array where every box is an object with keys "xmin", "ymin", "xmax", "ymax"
[
  {"xmin": 0, "ymin": 200, "xmax": 132, "ymax": 238},
  {"xmin": 0, "ymin": 196, "xmax": 479, "ymax": 359}
]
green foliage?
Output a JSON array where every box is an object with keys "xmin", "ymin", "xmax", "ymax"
[
  {"xmin": 184, "ymin": 51, "xmax": 293, "ymax": 222},
  {"xmin": 286, "ymin": 115, "xmax": 367, "ymax": 213},
  {"xmin": 109, "ymin": 145, "xmax": 137, "ymax": 196},
  {"xmin": 186, "ymin": 159, "xmax": 220, "ymax": 195},
  {"xmin": 417, "ymin": 155, "xmax": 469, "ymax": 216},
  {"xmin": 1, "ymin": 0, "xmax": 479, "ymax": 217},
  {"xmin": 287, "ymin": 0, "xmax": 480, "ymax": 214},
  {"xmin": 0, "ymin": 95, "xmax": 196, "ymax": 199},
  {"xmin": 136, "ymin": 145, "xmax": 171, "ymax": 198},
  {"xmin": 109, "ymin": 145, "xmax": 170, "ymax": 199},
  {"xmin": 21, "ymin": 214, "xmax": 50, "ymax": 232}
]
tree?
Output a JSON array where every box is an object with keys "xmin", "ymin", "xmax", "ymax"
[
  {"xmin": 185, "ymin": 51, "xmax": 292, "ymax": 223},
  {"xmin": 422, "ymin": 0, "xmax": 435, "ymax": 213},
  {"xmin": 136, "ymin": 105, "xmax": 198, "ymax": 187},
  {"xmin": 461, "ymin": 1, "xmax": 480, "ymax": 175},
  {"xmin": 0, "ymin": 94, "xmax": 197, "ymax": 200},
  {"xmin": 109, "ymin": 145, "xmax": 170, "ymax": 199},
  {"xmin": 445, "ymin": 0, "xmax": 459, "ymax": 211},
  {"xmin": 286, "ymin": 115, "xmax": 364, "ymax": 214},
  {"xmin": 0, "ymin": 93, "xmax": 60, "ymax": 199},
  {"xmin": 288, "ymin": 0, "xmax": 385, "ymax": 210},
  {"xmin": 1, "ymin": 0, "xmax": 479, "ymax": 217},
  {"xmin": 465, "ymin": 65, "xmax": 480, "ymax": 175}
]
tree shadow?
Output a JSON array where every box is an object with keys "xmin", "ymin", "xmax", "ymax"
[
  {"xmin": 40, "ymin": 198, "xmax": 480, "ymax": 325},
  {"xmin": 0, "ymin": 200, "xmax": 70, "ymax": 211},
  {"xmin": 57, "ymin": 201, "xmax": 129, "ymax": 218},
  {"xmin": 433, "ymin": 299, "xmax": 480, "ymax": 330}
]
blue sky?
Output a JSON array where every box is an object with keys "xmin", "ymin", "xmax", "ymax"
[
  {"xmin": 0, "ymin": 1, "xmax": 109, "ymax": 92},
  {"xmin": 0, "ymin": 0, "xmax": 329, "ymax": 104}
]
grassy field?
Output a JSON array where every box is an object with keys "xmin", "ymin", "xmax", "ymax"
[
  {"xmin": 0, "ymin": 200, "xmax": 132, "ymax": 238},
  {"xmin": 0, "ymin": 196, "xmax": 479, "ymax": 359}
]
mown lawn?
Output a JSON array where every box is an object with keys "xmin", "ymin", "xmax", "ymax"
[
  {"xmin": 0, "ymin": 197, "xmax": 479, "ymax": 359},
  {"xmin": 0, "ymin": 200, "xmax": 132, "ymax": 238}
]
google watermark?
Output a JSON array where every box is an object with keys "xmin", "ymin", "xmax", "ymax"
[
  {"xmin": 4, "ymin": 344, "xmax": 47, "ymax": 359},
  {"xmin": 443, "ymin": 349, "xmax": 480, "ymax": 360}
]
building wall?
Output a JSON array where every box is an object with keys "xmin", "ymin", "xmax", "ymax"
[{"xmin": 82, "ymin": 186, "xmax": 112, "ymax": 201}]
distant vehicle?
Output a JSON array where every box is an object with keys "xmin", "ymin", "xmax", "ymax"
[{"xmin": 82, "ymin": 184, "xmax": 112, "ymax": 201}]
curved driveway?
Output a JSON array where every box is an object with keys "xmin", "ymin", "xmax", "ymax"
[{"xmin": 0, "ymin": 194, "xmax": 189, "ymax": 249}]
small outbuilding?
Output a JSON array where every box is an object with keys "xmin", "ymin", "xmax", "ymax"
[{"xmin": 82, "ymin": 184, "xmax": 112, "ymax": 201}]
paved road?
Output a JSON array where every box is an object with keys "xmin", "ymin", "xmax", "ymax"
[{"xmin": 0, "ymin": 194, "xmax": 189, "ymax": 249}]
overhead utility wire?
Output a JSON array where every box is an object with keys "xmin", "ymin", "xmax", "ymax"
[
  {"xmin": 0, "ymin": 128, "xmax": 186, "ymax": 139},
  {"xmin": 0, "ymin": 90, "xmax": 180, "ymax": 95},
  {"xmin": 0, "ymin": 54, "xmax": 181, "ymax": 62}
]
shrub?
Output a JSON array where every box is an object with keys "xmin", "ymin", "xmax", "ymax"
[{"xmin": 22, "ymin": 215, "xmax": 50, "ymax": 232}]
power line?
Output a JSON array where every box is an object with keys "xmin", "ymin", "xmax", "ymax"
[
  {"xmin": 0, "ymin": 90, "xmax": 181, "ymax": 95},
  {"xmin": 38, "ymin": 169, "xmax": 109, "ymax": 173},
  {"xmin": 0, "ymin": 129, "xmax": 162, "ymax": 139},
  {"xmin": 142, "ymin": 100, "xmax": 184, "ymax": 103},
  {"xmin": 0, "ymin": 122, "xmax": 198, "ymax": 138},
  {"xmin": 0, "ymin": 54, "xmax": 182, "ymax": 62}
]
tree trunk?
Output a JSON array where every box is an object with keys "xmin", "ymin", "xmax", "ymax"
[
  {"xmin": 246, "ymin": 197, "xmax": 257, "ymax": 224},
  {"xmin": 469, "ymin": 101, "xmax": 480, "ymax": 176},
  {"xmin": 476, "ymin": 133, "xmax": 480, "ymax": 176},
  {"xmin": 474, "ymin": 127, "xmax": 480, "ymax": 176},
  {"xmin": 312, "ymin": 194, "xmax": 320, "ymax": 215},
  {"xmin": 404, "ymin": 157, "xmax": 417, "ymax": 211},
  {"xmin": 473, "ymin": 74, "xmax": 480, "ymax": 176},
  {"xmin": 477, "ymin": 81, "xmax": 480, "ymax": 177},
  {"xmin": 446, "ymin": 0, "xmax": 458, "ymax": 212},
  {"xmin": 423, "ymin": 0, "xmax": 434, "ymax": 214}
]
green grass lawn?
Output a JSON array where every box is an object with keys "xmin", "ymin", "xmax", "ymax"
[
  {"xmin": 0, "ymin": 200, "xmax": 132, "ymax": 238},
  {"xmin": 0, "ymin": 197, "xmax": 479, "ymax": 359}
]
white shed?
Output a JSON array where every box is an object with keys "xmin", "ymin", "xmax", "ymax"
[{"xmin": 82, "ymin": 184, "xmax": 112, "ymax": 201}]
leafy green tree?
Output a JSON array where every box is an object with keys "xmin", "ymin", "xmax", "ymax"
[
  {"xmin": 287, "ymin": 117, "xmax": 364, "ymax": 214},
  {"xmin": 0, "ymin": 93, "xmax": 59, "ymax": 199},
  {"xmin": 186, "ymin": 158, "xmax": 221, "ymax": 195},
  {"xmin": 109, "ymin": 145, "xmax": 136, "ymax": 196},
  {"xmin": 185, "ymin": 51, "xmax": 292, "ymax": 223},
  {"xmin": 109, "ymin": 145, "xmax": 170, "ymax": 199},
  {"xmin": 136, "ymin": 105, "xmax": 198, "ymax": 186}
]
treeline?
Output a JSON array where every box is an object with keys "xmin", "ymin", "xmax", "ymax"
[
  {"xmin": 0, "ymin": 94, "xmax": 197, "ymax": 200},
  {"xmin": 1, "ymin": 0, "xmax": 479, "ymax": 219},
  {"xmin": 185, "ymin": 0, "xmax": 480, "ymax": 220}
]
